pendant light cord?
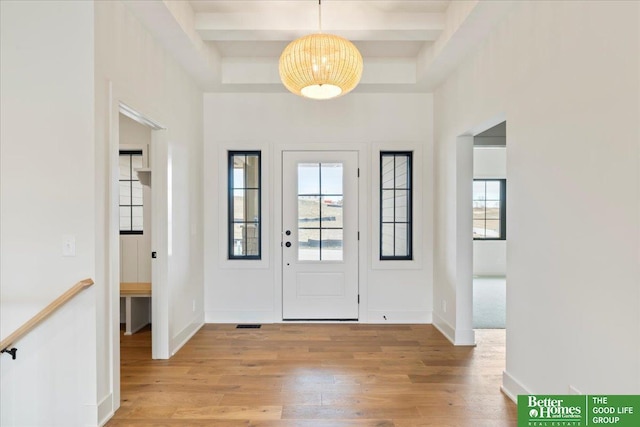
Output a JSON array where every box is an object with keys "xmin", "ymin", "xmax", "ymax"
[{"xmin": 318, "ymin": 0, "xmax": 322, "ymax": 33}]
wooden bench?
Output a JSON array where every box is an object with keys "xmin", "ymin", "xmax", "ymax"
[{"xmin": 120, "ymin": 282, "xmax": 151, "ymax": 335}]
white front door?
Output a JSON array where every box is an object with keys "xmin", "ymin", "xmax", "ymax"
[{"xmin": 282, "ymin": 151, "xmax": 359, "ymax": 320}]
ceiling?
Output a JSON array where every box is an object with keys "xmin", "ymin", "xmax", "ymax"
[
  {"xmin": 475, "ymin": 121, "xmax": 506, "ymax": 146},
  {"xmin": 125, "ymin": 0, "xmax": 515, "ymax": 93}
]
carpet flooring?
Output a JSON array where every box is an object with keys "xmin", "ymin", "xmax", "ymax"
[{"xmin": 473, "ymin": 276, "xmax": 506, "ymax": 329}]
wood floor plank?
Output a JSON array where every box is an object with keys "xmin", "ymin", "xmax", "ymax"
[
  {"xmin": 107, "ymin": 420, "xmax": 250, "ymax": 427},
  {"xmin": 219, "ymin": 391, "xmax": 322, "ymax": 406},
  {"xmin": 248, "ymin": 421, "xmax": 394, "ymax": 427},
  {"xmin": 171, "ymin": 405, "xmax": 282, "ymax": 420},
  {"xmin": 107, "ymin": 325, "xmax": 517, "ymax": 426},
  {"xmin": 281, "ymin": 404, "xmax": 421, "ymax": 420},
  {"xmin": 320, "ymin": 391, "xmax": 468, "ymax": 407},
  {"xmin": 122, "ymin": 391, "xmax": 225, "ymax": 407}
]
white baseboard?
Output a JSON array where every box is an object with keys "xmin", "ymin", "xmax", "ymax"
[
  {"xmin": 501, "ymin": 369, "xmax": 531, "ymax": 403},
  {"xmin": 433, "ymin": 311, "xmax": 455, "ymax": 343},
  {"xmin": 205, "ymin": 310, "xmax": 275, "ymax": 323},
  {"xmin": 97, "ymin": 393, "xmax": 113, "ymax": 427},
  {"xmin": 171, "ymin": 320, "xmax": 204, "ymax": 356},
  {"xmin": 432, "ymin": 312, "xmax": 476, "ymax": 346},
  {"xmin": 205, "ymin": 310, "xmax": 432, "ymax": 324},
  {"xmin": 367, "ymin": 310, "xmax": 432, "ymax": 323}
]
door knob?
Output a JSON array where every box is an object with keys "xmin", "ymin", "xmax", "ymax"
[{"xmin": 285, "ymin": 242, "xmax": 292, "ymax": 247}]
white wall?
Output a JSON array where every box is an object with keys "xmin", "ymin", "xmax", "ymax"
[
  {"xmin": 434, "ymin": 1, "xmax": 639, "ymax": 396},
  {"xmin": 473, "ymin": 146, "xmax": 506, "ymax": 276},
  {"xmin": 204, "ymin": 93, "xmax": 433, "ymax": 324},
  {"xmin": 474, "ymin": 146, "xmax": 506, "ymax": 178},
  {"xmin": 0, "ymin": 1, "xmax": 97, "ymax": 425},
  {"xmin": 94, "ymin": 0, "xmax": 204, "ymax": 422}
]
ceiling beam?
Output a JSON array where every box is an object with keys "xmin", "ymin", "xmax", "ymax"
[
  {"xmin": 195, "ymin": 9, "xmax": 444, "ymax": 42},
  {"xmin": 221, "ymin": 57, "xmax": 417, "ymax": 86},
  {"xmin": 197, "ymin": 28, "xmax": 442, "ymax": 43}
]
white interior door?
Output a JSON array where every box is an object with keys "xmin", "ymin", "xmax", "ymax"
[{"xmin": 282, "ymin": 151, "xmax": 359, "ymax": 320}]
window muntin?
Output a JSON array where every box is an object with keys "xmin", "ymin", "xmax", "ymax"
[
  {"xmin": 380, "ymin": 152, "xmax": 412, "ymax": 260},
  {"xmin": 119, "ymin": 150, "xmax": 144, "ymax": 234},
  {"xmin": 473, "ymin": 179, "xmax": 506, "ymax": 240},
  {"xmin": 229, "ymin": 152, "xmax": 261, "ymax": 259},
  {"xmin": 297, "ymin": 163, "xmax": 344, "ymax": 261}
]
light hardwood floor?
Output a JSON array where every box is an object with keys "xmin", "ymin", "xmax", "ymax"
[{"xmin": 107, "ymin": 324, "xmax": 517, "ymax": 427}]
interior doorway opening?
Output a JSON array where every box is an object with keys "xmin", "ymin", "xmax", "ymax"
[
  {"xmin": 109, "ymin": 99, "xmax": 168, "ymax": 413},
  {"xmin": 118, "ymin": 113, "xmax": 152, "ymax": 337},
  {"xmin": 472, "ymin": 121, "xmax": 507, "ymax": 329}
]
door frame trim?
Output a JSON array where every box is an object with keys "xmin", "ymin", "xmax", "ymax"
[
  {"xmin": 106, "ymin": 82, "xmax": 171, "ymax": 417},
  {"xmin": 273, "ymin": 143, "xmax": 369, "ymax": 323}
]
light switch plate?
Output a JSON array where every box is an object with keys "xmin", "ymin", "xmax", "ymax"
[{"xmin": 62, "ymin": 235, "xmax": 76, "ymax": 257}]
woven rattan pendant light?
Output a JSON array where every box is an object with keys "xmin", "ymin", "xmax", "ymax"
[{"xmin": 279, "ymin": 0, "xmax": 363, "ymax": 100}]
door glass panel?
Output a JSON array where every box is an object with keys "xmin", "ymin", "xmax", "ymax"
[
  {"xmin": 321, "ymin": 229, "xmax": 343, "ymax": 261},
  {"xmin": 299, "ymin": 229, "xmax": 320, "ymax": 261},
  {"xmin": 298, "ymin": 163, "xmax": 320, "ymax": 194},
  {"xmin": 321, "ymin": 163, "xmax": 343, "ymax": 195},
  {"xmin": 321, "ymin": 196, "xmax": 343, "ymax": 228},
  {"xmin": 299, "ymin": 196, "xmax": 321, "ymax": 227},
  {"xmin": 297, "ymin": 162, "xmax": 344, "ymax": 262}
]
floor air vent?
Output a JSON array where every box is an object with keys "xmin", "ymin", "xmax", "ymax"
[{"xmin": 236, "ymin": 324, "xmax": 261, "ymax": 329}]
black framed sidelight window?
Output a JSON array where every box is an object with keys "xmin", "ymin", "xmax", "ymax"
[
  {"xmin": 380, "ymin": 152, "xmax": 413, "ymax": 260},
  {"xmin": 119, "ymin": 150, "xmax": 144, "ymax": 234},
  {"xmin": 228, "ymin": 151, "xmax": 261, "ymax": 259}
]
